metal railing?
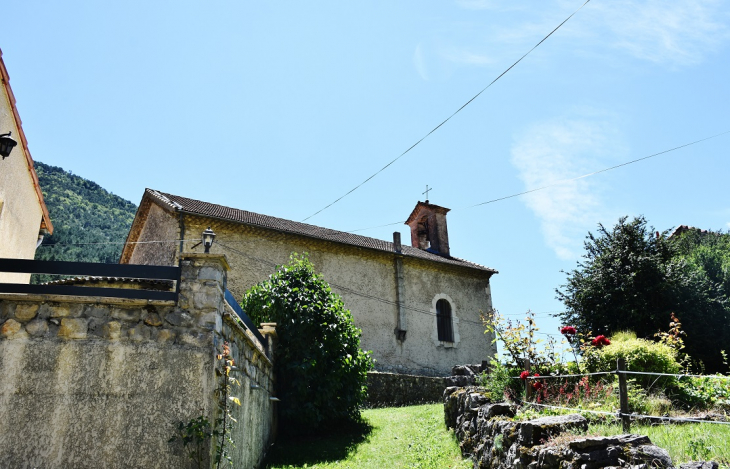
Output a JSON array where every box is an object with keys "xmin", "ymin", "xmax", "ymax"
[
  {"xmin": 224, "ymin": 289, "xmax": 269, "ymax": 356},
  {"xmin": 0, "ymin": 258, "xmax": 180, "ymax": 301}
]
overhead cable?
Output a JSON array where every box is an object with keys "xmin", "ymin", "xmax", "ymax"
[
  {"xmin": 345, "ymin": 129, "xmax": 730, "ymax": 233},
  {"xmin": 301, "ymin": 0, "xmax": 593, "ymax": 222}
]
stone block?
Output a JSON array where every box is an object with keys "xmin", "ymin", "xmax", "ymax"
[
  {"xmin": 59, "ymin": 318, "xmax": 89, "ymax": 339},
  {"xmin": 49, "ymin": 305, "xmax": 71, "ymax": 318},
  {"xmin": 1, "ymin": 319, "xmax": 27, "ymax": 339},
  {"xmin": 198, "ymin": 266, "xmax": 223, "ymax": 283},
  {"xmin": 144, "ymin": 312, "xmax": 163, "ymax": 327},
  {"xmin": 26, "ymin": 319, "xmax": 49, "ymax": 337},
  {"xmin": 156, "ymin": 329, "xmax": 176, "ymax": 343},
  {"xmin": 111, "ymin": 308, "xmax": 141, "ymax": 322},
  {"xmin": 86, "ymin": 306, "xmax": 110, "ymax": 319},
  {"xmin": 166, "ymin": 311, "xmax": 194, "ymax": 328},
  {"xmin": 128, "ymin": 324, "xmax": 152, "ymax": 342},
  {"xmin": 198, "ymin": 312, "xmax": 222, "ymax": 332},
  {"xmin": 14, "ymin": 304, "xmax": 39, "ymax": 322},
  {"xmin": 193, "ymin": 291, "xmax": 221, "ymax": 310},
  {"xmin": 103, "ymin": 321, "xmax": 122, "ymax": 340}
]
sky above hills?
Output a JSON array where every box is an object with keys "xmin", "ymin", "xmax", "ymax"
[{"xmin": 3, "ymin": 1, "xmax": 729, "ymax": 349}]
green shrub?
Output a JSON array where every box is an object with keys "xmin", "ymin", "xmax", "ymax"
[
  {"xmin": 478, "ymin": 360, "xmax": 522, "ymax": 401},
  {"xmin": 673, "ymin": 375, "xmax": 730, "ymax": 410},
  {"xmin": 582, "ymin": 332, "xmax": 681, "ymax": 389},
  {"xmin": 241, "ymin": 254, "xmax": 373, "ymax": 435}
]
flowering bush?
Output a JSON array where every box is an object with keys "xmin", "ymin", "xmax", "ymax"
[
  {"xmin": 591, "ymin": 335, "xmax": 611, "ymax": 347},
  {"xmin": 560, "ymin": 326, "xmax": 577, "ymax": 336}
]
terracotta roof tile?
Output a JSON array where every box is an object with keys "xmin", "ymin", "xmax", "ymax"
[{"xmin": 148, "ymin": 189, "xmax": 496, "ymax": 274}]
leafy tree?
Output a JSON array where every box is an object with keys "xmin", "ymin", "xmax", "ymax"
[
  {"xmin": 241, "ymin": 254, "xmax": 373, "ymax": 434},
  {"xmin": 557, "ymin": 216, "xmax": 729, "ymax": 372},
  {"xmin": 32, "ymin": 161, "xmax": 137, "ymax": 282}
]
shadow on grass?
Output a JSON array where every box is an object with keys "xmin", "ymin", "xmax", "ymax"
[{"xmin": 263, "ymin": 419, "xmax": 373, "ymax": 468}]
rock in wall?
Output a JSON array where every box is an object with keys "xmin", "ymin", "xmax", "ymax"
[{"xmin": 442, "ymin": 386, "xmax": 698, "ymax": 469}]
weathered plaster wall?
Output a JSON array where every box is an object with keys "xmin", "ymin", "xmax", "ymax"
[
  {"xmin": 172, "ymin": 215, "xmax": 496, "ymax": 377},
  {"xmin": 0, "ymin": 76, "xmax": 43, "ymax": 283},
  {"xmin": 126, "ymin": 201, "xmax": 179, "ymax": 266},
  {"xmin": 0, "ymin": 254, "xmax": 276, "ymax": 468}
]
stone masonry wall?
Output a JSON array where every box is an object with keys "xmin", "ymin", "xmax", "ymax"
[
  {"xmin": 444, "ymin": 386, "xmax": 717, "ymax": 469},
  {"xmin": 366, "ymin": 371, "xmax": 448, "ymax": 407},
  {"xmin": 0, "ymin": 254, "xmax": 275, "ymax": 469}
]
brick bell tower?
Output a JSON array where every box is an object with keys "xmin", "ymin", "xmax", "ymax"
[{"xmin": 404, "ymin": 200, "xmax": 450, "ymax": 256}]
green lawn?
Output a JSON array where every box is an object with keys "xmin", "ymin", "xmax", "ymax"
[
  {"xmin": 589, "ymin": 421, "xmax": 730, "ymax": 467},
  {"xmin": 263, "ymin": 404, "xmax": 471, "ymax": 469}
]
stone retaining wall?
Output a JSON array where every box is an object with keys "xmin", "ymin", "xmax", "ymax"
[
  {"xmin": 366, "ymin": 371, "xmax": 448, "ymax": 406},
  {"xmin": 0, "ymin": 254, "xmax": 276, "ymax": 469},
  {"xmin": 444, "ymin": 386, "xmax": 718, "ymax": 469}
]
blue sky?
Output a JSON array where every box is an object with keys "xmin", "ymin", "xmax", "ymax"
[{"xmin": 3, "ymin": 1, "xmax": 729, "ymax": 346}]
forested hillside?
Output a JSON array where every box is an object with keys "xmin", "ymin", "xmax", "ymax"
[{"xmin": 33, "ymin": 161, "xmax": 137, "ymax": 271}]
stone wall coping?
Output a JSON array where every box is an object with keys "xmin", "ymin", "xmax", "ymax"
[
  {"xmin": 181, "ymin": 253, "xmax": 230, "ymax": 270},
  {"xmin": 222, "ymin": 306, "xmax": 272, "ymax": 367},
  {"xmin": 0, "ymin": 293, "xmax": 175, "ymax": 307}
]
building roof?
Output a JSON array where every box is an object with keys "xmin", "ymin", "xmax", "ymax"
[
  {"xmin": 0, "ymin": 49, "xmax": 53, "ymax": 234},
  {"xmin": 145, "ymin": 189, "xmax": 497, "ymax": 275}
]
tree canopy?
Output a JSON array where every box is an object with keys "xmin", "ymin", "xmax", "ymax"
[
  {"xmin": 557, "ymin": 216, "xmax": 730, "ymax": 372},
  {"xmin": 241, "ymin": 254, "xmax": 373, "ymax": 434},
  {"xmin": 32, "ymin": 161, "xmax": 137, "ymax": 282}
]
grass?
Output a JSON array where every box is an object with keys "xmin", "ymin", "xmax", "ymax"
[
  {"xmin": 589, "ymin": 421, "xmax": 730, "ymax": 467},
  {"xmin": 263, "ymin": 404, "xmax": 471, "ymax": 469}
]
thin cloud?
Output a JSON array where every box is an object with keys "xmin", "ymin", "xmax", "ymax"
[
  {"xmin": 510, "ymin": 118, "xmax": 623, "ymax": 260},
  {"xmin": 585, "ymin": 0, "xmax": 730, "ymax": 66}
]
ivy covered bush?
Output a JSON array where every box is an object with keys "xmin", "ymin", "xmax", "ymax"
[{"xmin": 241, "ymin": 254, "xmax": 373, "ymax": 434}]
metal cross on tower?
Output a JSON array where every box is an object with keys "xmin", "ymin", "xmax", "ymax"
[{"xmin": 422, "ymin": 185, "xmax": 432, "ymax": 201}]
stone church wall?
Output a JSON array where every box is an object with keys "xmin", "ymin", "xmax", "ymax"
[
  {"xmin": 0, "ymin": 254, "xmax": 275, "ymax": 469},
  {"xmin": 178, "ymin": 214, "xmax": 496, "ymax": 377}
]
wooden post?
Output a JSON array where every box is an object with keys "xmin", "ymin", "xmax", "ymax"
[
  {"xmin": 617, "ymin": 358, "xmax": 630, "ymax": 433},
  {"xmin": 525, "ymin": 357, "xmax": 533, "ymax": 401}
]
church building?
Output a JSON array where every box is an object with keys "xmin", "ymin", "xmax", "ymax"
[{"xmin": 121, "ymin": 189, "xmax": 497, "ymax": 376}]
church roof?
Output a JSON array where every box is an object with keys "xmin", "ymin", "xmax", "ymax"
[{"xmin": 146, "ymin": 189, "xmax": 497, "ymax": 275}]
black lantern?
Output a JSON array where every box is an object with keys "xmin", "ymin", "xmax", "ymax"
[
  {"xmin": 0, "ymin": 132, "xmax": 18, "ymax": 159},
  {"xmin": 202, "ymin": 227, "xmax": 216, "ymax": 253}
]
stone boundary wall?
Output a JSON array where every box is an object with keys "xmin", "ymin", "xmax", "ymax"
[
  {"xmin": 444, "ymin": 386, "xmax": 718, "ymax": 469},
  {"xmin": 0, "ymin": 254, "xmax": 275, "ymax": 469},
  {"xmin": 366, "ymin": 371, "xmax": 447, "ymax": 407}
]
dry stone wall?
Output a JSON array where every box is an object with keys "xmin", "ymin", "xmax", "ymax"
[
  {"xmin": 444, "ymin": 386, "xmax": 718, "ymax": 469},
  {"xmin": 0, "ymin": 254, "xmax": 275, "ymax": 469}
]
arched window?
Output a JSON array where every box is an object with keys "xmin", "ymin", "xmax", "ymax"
[{"xmin": 436, "ymin": 299, "xmax": 453, "ymax": 342}]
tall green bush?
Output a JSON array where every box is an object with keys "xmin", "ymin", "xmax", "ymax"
[{"xmin": 241, "ymin": 254, "xmax": 373, "ymax": 434}]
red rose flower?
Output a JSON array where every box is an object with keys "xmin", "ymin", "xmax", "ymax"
[
  {"xmin": 560, "ymin": 326, "xmax": 577, "ymax": 336},
  {"xmin": 520, "ymin": 370, "xmax": 530, "ymax": 380},
  {"xmin": 591, "ymin": 335, "xmax": 611, "ymax": 347},
  {"xmin": 533, "ymin": 381, "xmax": 543, "ymax": 390}
]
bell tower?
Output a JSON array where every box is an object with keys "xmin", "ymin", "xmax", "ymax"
[{"xmin": 404, "ymin": 200, "xmax": 450, "ymax": 256}]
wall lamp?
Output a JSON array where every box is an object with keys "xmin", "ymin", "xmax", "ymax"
[
  {"xmin": 202, "ymin": 227, "xmax": 216, "ymax": 253},
  {"xmin": 0, "ymin": 132, "xmax": 18, "ymax": 159}
]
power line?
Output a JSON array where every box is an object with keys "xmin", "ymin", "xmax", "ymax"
[
  {"xmin": 301, "ymin": 0, "xmax": 593, "ymax": 223},
  {"xmin": 344, "ymin": 129, "xmax": 730, "ymax": 233},
  {"xmin": 470, "ymin": 128, "xmax": 730, "ymax": 208}
]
